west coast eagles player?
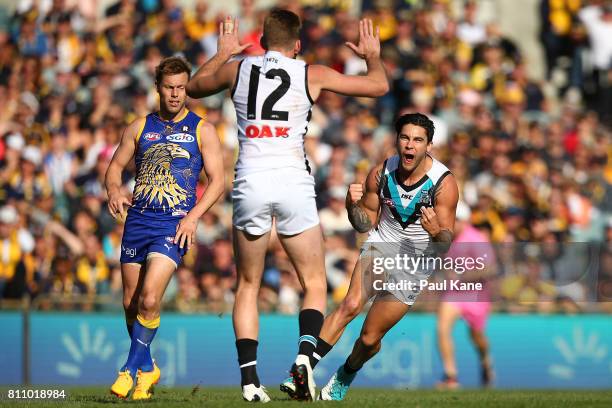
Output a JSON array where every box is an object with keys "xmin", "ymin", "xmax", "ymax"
[
  {"xmin": 302, "ymin": 113, "xmax": 458, "ymax": 400},
  {"xmin": 104, "ymin": 57, "xmax": 224, "ymax": 399},
  {"xmin": 186, "ymin": 10, "xmax": 388, "ymax": 402}
]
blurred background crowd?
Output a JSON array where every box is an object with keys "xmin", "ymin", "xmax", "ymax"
[{"xmin": 0, "ymin": 0, "xmax": 610, "ymax": 313}]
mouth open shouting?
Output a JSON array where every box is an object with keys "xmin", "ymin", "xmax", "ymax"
[{"xmin": 402, "ymin": 153, "xmax": 416, "ymax": 166}]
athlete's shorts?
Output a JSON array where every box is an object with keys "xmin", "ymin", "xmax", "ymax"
[
  {"xmin": 359, "ymin": 230, "xmax": 435, "ymax": 306},
  {"xmin": 232, "ymin": 167, "xmax": 319, "ymax": 235},
  {"xmin": 120, "ymin": 213, "xmax": 187, "ymax": 267},
  {"xmin": 449, "ymin": 301, "xmax": 491, "ymax": 331}
]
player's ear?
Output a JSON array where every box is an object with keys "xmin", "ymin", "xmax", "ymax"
[
  {"xmin": 260, "ymin": 35, "xmax": 268, "ymax": 50},
  {"xmin": 294, "ymin": 39, "xmax": 301, "ymax": 57}
]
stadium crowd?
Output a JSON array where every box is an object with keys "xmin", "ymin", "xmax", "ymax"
[{"xmin": 0, "ymin": 0, "xmax": 610, "ymax": 313}]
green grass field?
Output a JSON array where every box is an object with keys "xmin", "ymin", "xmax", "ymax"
[{"xmin": 1, "ymin": 387, "xmax": 612, "ymax": 407}]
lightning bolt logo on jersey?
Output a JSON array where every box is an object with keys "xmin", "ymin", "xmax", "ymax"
[{"xmin": 131, "ymin": 110, "xmax": 204, "ymax": 218}]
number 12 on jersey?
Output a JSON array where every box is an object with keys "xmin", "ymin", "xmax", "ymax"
[{"xmin": 247, "ymin": 66, "xmax": 290, "ymax": 121}]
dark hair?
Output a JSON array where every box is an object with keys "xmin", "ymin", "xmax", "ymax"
[
  {"xmin": 261, "ymin": 9, "xmax": 301, "ymax": 50},
  {"xmin": 155, "ymin": 56, "xmax": 191, "ymax": 85},
  {"xmin": 394, "ymin": 113, "xmax": 435, "ymax": 143}
]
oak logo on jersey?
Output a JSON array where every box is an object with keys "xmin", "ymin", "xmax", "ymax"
[
  {"xmin": 166, "ymin": 133, "xmax": 195, "ymax": 143},
  {"xmin": 133, "ymin": 143, "xmax": 190, "ymax": 210},
  {"xmin": 143, "ymin": 132, "xmax": 161, "ymax": 141},
  {"xmin": 246, "ymin": 125, "xmax": 290, "ymax": 138}
]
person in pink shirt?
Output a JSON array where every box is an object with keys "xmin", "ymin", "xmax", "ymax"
[{"xmin": 437, "ymin": 201, "xmax": 495, "ymax": 388}]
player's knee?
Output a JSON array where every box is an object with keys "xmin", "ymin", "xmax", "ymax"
[
  {"xmin": 123, "ymin": 294, "xmax": 137, "ymax": 313},
  {"xmin": 140, "ymin": 293, "xmax": 160, "ymax": 315},
  {"xmin": 340, "ymin": 297, "xmax": 362, "ymax": 319},
  {"xmin": 236, "ymin": 277, "xmax": 260, "ymax": 294},
  {"xmin": 359, "ymin": 332, "xmax": 382, "ymax": 352}
]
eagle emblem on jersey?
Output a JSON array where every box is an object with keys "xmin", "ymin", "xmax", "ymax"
[{"xmin": 133, "ymin": 143, "xmax": 190, "ymax": 210}]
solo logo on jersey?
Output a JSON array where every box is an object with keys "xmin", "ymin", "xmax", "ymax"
[
  {"xmin": 167, "ymin": 133, "xmax": 194, "ymax": 143},
  {"xmin": 144, "ymin": 132, "xmax": 161, "ymax": 141},
  {"xmin": 246, "ymin": 125, "xmax": 290, "ymax": 139}
]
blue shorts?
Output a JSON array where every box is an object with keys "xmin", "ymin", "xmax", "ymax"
[{"xmin": 120, "ymin": 213, "xmax": 187, "ymax": 267}]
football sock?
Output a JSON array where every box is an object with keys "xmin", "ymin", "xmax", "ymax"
[
  {"xmin": 236, "ymin": 338, "xmax": 260, "ymax": 387},
  {"xmin": 122, "ymin": 314, "xmax": 159, "ymax": 378},
  {"xmin": 126, "ymin": 315, "xmax": 154, "ymax": 370},
  {"xmin": 343, "ymin": 357, "xmax": 361, "ymax": 375},
  {"xmin": 297, "ymin": 309, "xmax": 324, "ymax": 363},
  {"xmin": 311, "ymin": 337, "xmax": 333, "ymax": 368}
]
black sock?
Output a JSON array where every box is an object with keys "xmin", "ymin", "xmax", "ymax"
[
  {"xmin": 297, "ymin": 309, "xmax": 324, "ymax": 360},
  {"xmin": 311, "ymin": 337, "xmax": 333, "ymax": 368},
  {"xmin": 443, "ymin": 372, "xmax": 457, "ymax": 381},
  {"xmin": 343, "ymin": 357, "xmax": 360, "ymax": 375},
  {"xmin": 236, "ymin": 339, "xmax": 260, "ymax": 387}
]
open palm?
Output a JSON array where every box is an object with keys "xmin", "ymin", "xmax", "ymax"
[
  {"xmin": 345, "ymin": 18, "xmax": 381, "ymax": 60},
  {"xmin": 217, "ymin": 16, "xmax": 251, "ymax": 57}
]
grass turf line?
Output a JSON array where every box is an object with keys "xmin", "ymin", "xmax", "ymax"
[{"xmin": 1, "ymin": 387, "xmax": 611, "ymax": 407}]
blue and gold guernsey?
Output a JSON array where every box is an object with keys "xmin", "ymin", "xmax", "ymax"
[
  {"xmin": 131, "ymin": 110, "xmax": 204, "ymax": 217},
  {"xmin": 120, "ymin": 109, "xmax": 205, "ymax": 266}
]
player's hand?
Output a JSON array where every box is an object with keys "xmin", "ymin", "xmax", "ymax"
[
  {"xmin": 345, "ymin": 18, "xmax": 381, "ymax": 61},
  {"xmin": 217, "ymin": 16, "xmax": 251, "ymax": 58},
  {"xmin": 174, "ymin": 214, "xmax": 198, "ymax": 249},
  {"xmin": 420, "ymin": 206, "xmax": 441, "ymax": 236},
  {"xmin": 347, "ymin": 183, "xmax": 364, "ymax": 204},
  {"xmin": 107, "ymin": 192, "xmax": 131, "ymax": 221}
]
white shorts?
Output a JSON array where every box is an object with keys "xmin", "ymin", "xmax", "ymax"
[
  {"xmin": 360, "ymin": 230, "xmax": 434, "ymax": 305},
  {"xmin": 232, "ymin": 168, "xmax": 319, "ymax": 235}
]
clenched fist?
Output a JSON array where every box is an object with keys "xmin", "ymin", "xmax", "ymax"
[
  {"xmin": 347, "ymin": 183, "xmax": 364, "ymax": 205},
  {"xmin": 420, "ymin": 206, "xmax": 441, "ymax": 236}
]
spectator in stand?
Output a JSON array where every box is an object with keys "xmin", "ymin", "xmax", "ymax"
[{"xmin": 0, "ymin": 0, "xmax": 609, "ymax": 314}]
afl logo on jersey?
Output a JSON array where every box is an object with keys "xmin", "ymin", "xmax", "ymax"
[
  {"xmin": 382, "ymin": 197, "xmax": 396, "ymax": 208},
  {"xmin": 166, "ymin": 133, "xmax": 194, "ymax": 143},
  {"xmin": 143, "ymin": 132, "xmax": 161, "ymax": 141}
]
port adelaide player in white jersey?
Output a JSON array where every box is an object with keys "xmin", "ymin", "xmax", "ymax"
[{"xmin": 186, "ymin": 9, "xmax": 389, "ymax": 402}]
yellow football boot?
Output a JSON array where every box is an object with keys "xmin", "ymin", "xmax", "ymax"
[
  {"xmin": 110, "ymin": 369, "xmax": 134, "ymax": 398},
  {"xmin": 132, "ymin": 362, "xmax": 161, "ymax": 400}
]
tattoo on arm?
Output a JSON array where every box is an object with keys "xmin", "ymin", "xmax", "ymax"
[
  {"xmin": 348, "ymin": 203, "xmax": 372, "ymax": 233},
  {"xmin": 433, "ymin": 229, "xmax": 453, "ymax": 253}
]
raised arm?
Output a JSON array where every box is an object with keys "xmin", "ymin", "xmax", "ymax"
[
  {"xmin": 173, "ymin": 122, "xmax": 225, "ymax": 249},
  {"xmin": 346, "ymin": 162, "xmax": 384, "ymax": 233},
  {"xmin": 104, "ymin": 117, "xmax": 142, "ymax": 219},
  {"xmin": 308, "ymin": 19, "xmax": 389, "ymax": 100},
  {"xmin": 46, "ymin": 220, "xmax": 84, "ymax": 256},
  {"xmin": 186, "ymin": 17, "xmax": 250, "ymax": 99},
  {"xmin": 420, "ymin": 174, "xmax": 459, "ymax": 252}
]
